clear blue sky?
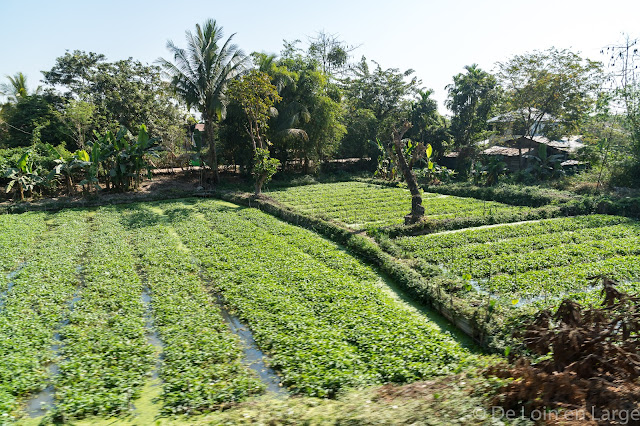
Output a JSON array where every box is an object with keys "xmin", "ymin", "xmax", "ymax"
[{"xmin": 1, "ymin": 0, "xmax": 639, "ymax": 112}]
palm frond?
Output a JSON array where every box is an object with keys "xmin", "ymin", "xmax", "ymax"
[{"xmin": 158, "ymin": 19, "xmax": 248, "ymax": 122}]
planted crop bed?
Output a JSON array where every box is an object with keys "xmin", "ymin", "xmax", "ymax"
[
  {"xmin": 0, "ymin": 210, "xmax": 88, "ymax": 416},
  {"xmin": 166, "ymin": 199, "xmax": 476, "ymax": 397},
  {"xmin": 269, "ymin": 181, "xmax": 526, "ymax": 230},
  {"xmin": 395, "ymin": 215, "xmax": 640, "ymax": 302},
  {"xmin": 0, "ymin": 212, "xmax": 48, "ymax": 291},
  {"xmin": 53, "ymin": 208, "xmax": 155, "ymax": 420},
  {"xmin": 1, "ymin": 199, "xmax": 478, "ymax": 422},
  {"xmin": 124, "ymin": 207, "xmax": 265, "ymax": 414}
]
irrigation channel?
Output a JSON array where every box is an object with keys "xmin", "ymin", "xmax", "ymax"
[
  {"xmin": 190, "ymin": 247, "xmax": 285, "ymax": 395},
  {"xmin": 214, "ymin": 294, "xmax": 284, "ymax": 394},
  {"xmin": 25, "ymin": 266, "xmax": 84, "ymax": 417},
  {"xmin": 150, "ymin": 205, "xmax": 286, "ymax": 396},
  {"xmin": 141, "ymin": 287, "xmax": 163, "ymax": 381},
  {"xmin": 0, "ymin": 262, "xmax": 26, "ymax": 310}
]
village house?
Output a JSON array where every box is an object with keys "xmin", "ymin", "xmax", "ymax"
[{"xmin": 441, "ymin": 109, "xmax": 587, "ymax": 172}]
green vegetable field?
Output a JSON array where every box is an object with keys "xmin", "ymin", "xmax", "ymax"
[
  {"xmin": 395, "ymin": 215, "xmax": 640, "ymax": 302},
  {"xmin": 269, "ymin": 181, "xmax": 526, "ymax": 229},
  {"xmin": 0, "ymin": 199, "xmax": 478, "ymax": 422}
]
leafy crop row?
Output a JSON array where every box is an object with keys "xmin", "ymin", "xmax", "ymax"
[
  {"xmin": 0, "ymin": 210, "xmax": 88, "ymax": 417},
  {"xmin": 420, "ymin": 223, "xmax": 640, "ymax": 267},
  {"xmin": 395, "ymin": 215, "xmax": 630, "ymax": 253},
  {"xmin": 0, "ymin": 212, "xmax": 48, "ymax": 290},
  {"xmin": 124, "ymin": 206, "xmax": 265, "ymax": 414},
  {"xmin": 53, "ymin": 208, "xmax": 154, "ymax": 420},
  {"xmin": 396, "ymin": 215, "xmax": 640, "ymax": 300},
  {"xmin": 166, "ymin": 199, "xmax": 474, "ymax": 397},
  {"xmin": 269, "ymin": 181, "xmax": 526, "ymax": 229}
]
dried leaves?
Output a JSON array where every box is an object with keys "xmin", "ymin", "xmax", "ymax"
[{"xmin": 488, "ymin": 276, "xmax": 640, "ymax": 423}]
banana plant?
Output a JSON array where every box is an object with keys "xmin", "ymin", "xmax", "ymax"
[
  {"xmin": 483, "ymin": 155, "xmax": 508, "ymax": 186},
  {"xmin": 525, "ymin": 144, "xmax": 565, "ymax": 180},
  {"xmin": 47, "ymin": 148, "xmax": 92, "ymax": 195},
  {"xmin": 4, "ymin": 152, "xmax": 42, "ymax": 201},
  {"xmin": 88, "ymin": 125, "xmax": 159, "ymax": 192},
  {"xmin": 108, "ymin": 125, "xmax": 160, "ymax": 191},
  {"xmin": 79, "ymin": 140, "xmax": 108, "ymax": 192},
  {"xmin": 130, "ymin": 124, "xmax": 160, "ymax": 189},
  {"xmin": 374, "ymin": 138, "xmax": 397, "ymax": 180}
]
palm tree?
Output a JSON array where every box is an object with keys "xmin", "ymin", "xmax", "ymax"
[
  {"xmin": 158, "ymin": 20, "xmax": 249, "ymax": 183},
  {"xmin": 254, "ymin": 53, "xmax": 310, "ymax": 170},
  {"xmin": 0, "ymin": 72, "xmax": 41, "ymax": 102}
]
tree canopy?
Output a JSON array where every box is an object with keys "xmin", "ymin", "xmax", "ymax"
[
  {"xmin": 496, "ymin": 47, "xmax": 602, "ymax": 139},
  {"xmin": 159, "ymin": 19, "xmax": 249, "ymax": 183},
  {"xmin": 43, "ymin": 50, "xmax": 183, "ymax": 148},
  {"xmin": 446, "ymin": 64, "xmax": 498, "ymax": 148}
]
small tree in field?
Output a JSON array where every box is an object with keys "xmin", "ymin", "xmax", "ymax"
[
  {"xmin": 390, "ymin": 121, "xmax": 425, "ymax": 224},
  {"xmin": 229, "ymin": 70, "xmax": 282, "ymax": 195}
]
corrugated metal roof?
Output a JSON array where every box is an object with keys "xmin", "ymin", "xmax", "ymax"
[
  {"xmin": 482, "ymin": 146, "xmax": 534, "ymax": 157},
  {"xmin": 500, "ymin": 136, "xmax": 584, "ymax": 153},
  {"xmin": 560, "ymin": 160, "xmax": 585, "ymax": 167}
]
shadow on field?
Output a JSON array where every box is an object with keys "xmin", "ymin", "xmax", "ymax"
[{"xmin": 378, "ymin": 272, "xmax": 484, "ymax": 354}]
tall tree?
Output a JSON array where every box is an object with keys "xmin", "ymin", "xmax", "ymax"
[
  {"xmin": 158, "ymin": 19, "xmax": 249, "ymax": 183},
  {"xmin": 253, "ymin": 52, "xmax": 310, "ymax": 169},
  {"xmin": 257, "ymin": 50, "xmax": 344, "ymax": 172},
  {"xmin": 496, "ymin": 47, "xmax": 602, "ymax": 166},
  {"xmin": 392, "ymin": 121, "xmax": 425, "ymax": 223},
  {"xmin": 43, "ymin": 51, "xmax": 182, "ymax": 145},
  {"xmin": 228, "ymin": 70, "xmax": 281, "ymax": 194},
  {"xmin": 307, "ymin": 31, "xmax": 357, "ymax": 78},
  {"xmin": 0, "ymin": 93, "xmax": 66, "ymax": 148},
  {"xmin": 60, "ymin": 99, "xmax": 95, "ymax": 149},
  {"xmin": 344, "ymin": 58, "xmax": 429, "ymax": 221},
  {"xmin": 42, "ymin": 51, "xmax": 106, "ymax": 95},
  {"xmin": 406, "ymin": 88, "xmax": 450, "ymax": 158},
  {"xmin": 446, "ymin": 64, "xmax": 498, "ymax": 175},
  {"xmin": 228, "ymin": 70, "xmax": 281, "ymax": 153},
  {"xmin": 604, "ymin": 35, "xmax": 640, "ymax": 170},
  {"xmin": 342, "ymin": 57, "xmax": 420, "ymax": 157}
]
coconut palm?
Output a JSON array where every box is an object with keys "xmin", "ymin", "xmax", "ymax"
[
  {"xmin": 158, "ymin": 19, "xmax": 249, "ymax": 183},
  {"xmin": 0, "ymin": 72, "xmax": 41, "ymax": 102}
]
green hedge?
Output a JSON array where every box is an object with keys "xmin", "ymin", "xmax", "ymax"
[{"xmin": 423, "ymin": 182, "xmax": 578, "ymax": 207}]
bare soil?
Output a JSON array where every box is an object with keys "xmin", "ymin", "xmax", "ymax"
[{"xmin": 0, "ymin": 169, "xmax": 247, "ymax": 212}]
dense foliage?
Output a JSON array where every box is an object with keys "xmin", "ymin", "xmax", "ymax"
[
  {"xmin": 3, "ymin": 25, "xmax": 640, "ymax": 193},
  {"xmin": 42, "ymin": 51, "xmax": 183, "ymax": 144}
]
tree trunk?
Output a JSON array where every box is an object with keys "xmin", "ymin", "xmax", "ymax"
[
  {"xmin": 254, "ymin": 172, "xmax": 268, "ymax": 196},
  {"xmin": 66, "ymin": 175, "xmax": 74, "ymax": 195},
  {"xmin": 391, "ymin": 121, "xmax": 425, "ymax": 224},
  {"xmin": 205, "ymin": 119, "xmax": 219, "ymax": 184},
  {"xmin": 518, "ymin": 139, "xmax": 523, "ymax": 171}
]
